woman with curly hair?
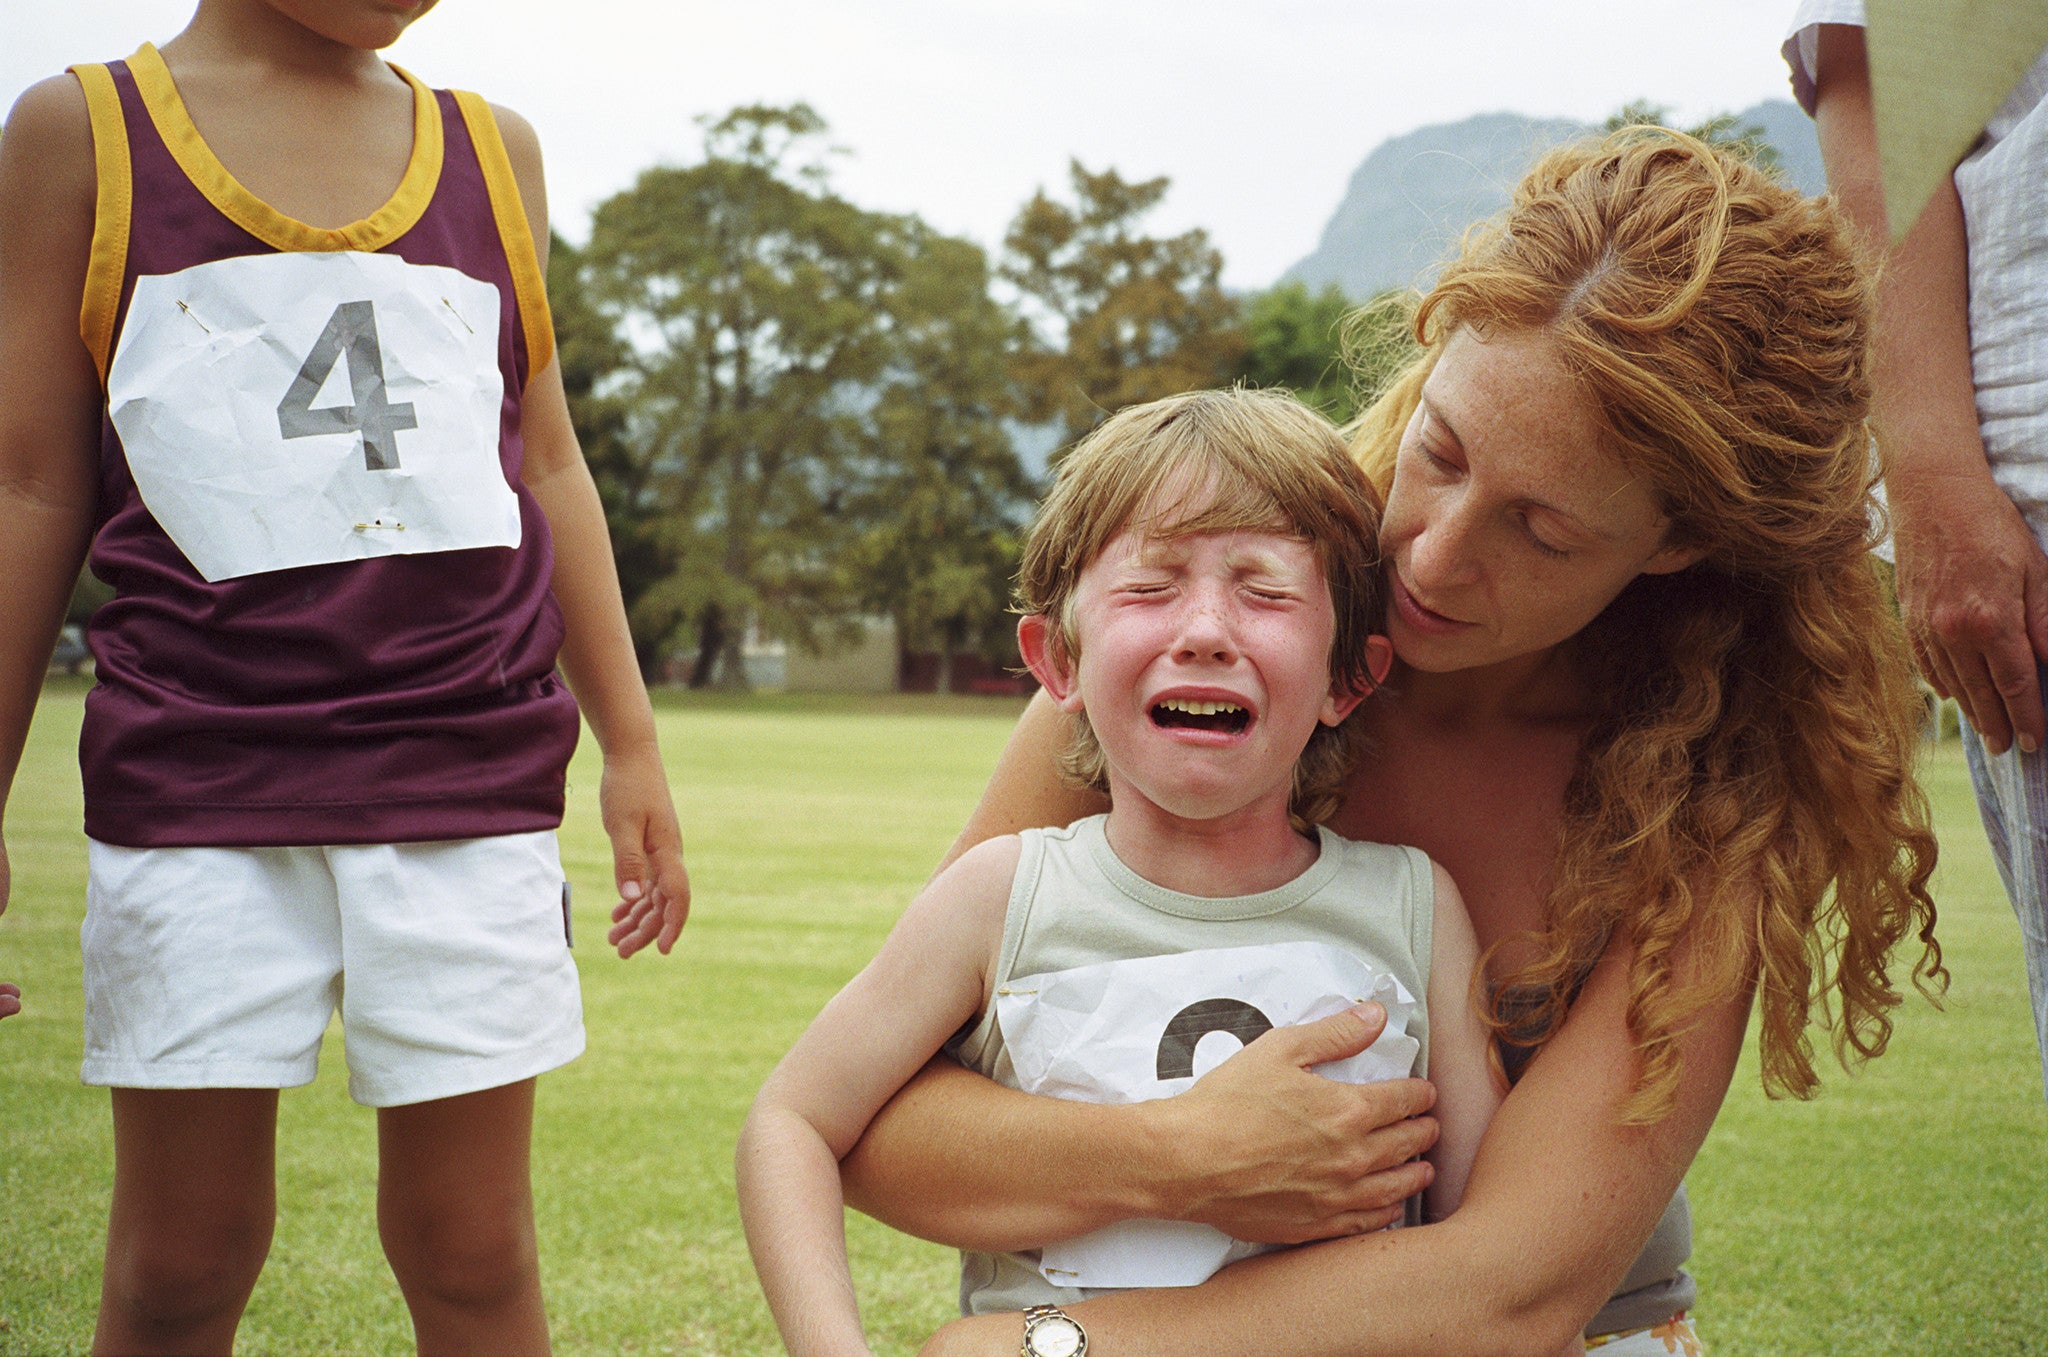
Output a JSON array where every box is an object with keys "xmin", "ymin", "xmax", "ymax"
[{"xmin": 837, "ymin": 126, "xmax": 1945, "ymax": 1355}]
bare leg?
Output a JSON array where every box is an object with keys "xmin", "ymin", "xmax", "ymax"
[
  {"xmin": 93, "ymin": 1088, "xmax": 279, "ymax": 1356},
  {"xmin": 377, "ymin": 1078, "xmax": 549, "ymax": 1356}
]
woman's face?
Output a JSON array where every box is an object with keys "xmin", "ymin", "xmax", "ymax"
[{"xmin": 1379, "ymin": 326, "xmax": 1703, "ymax": 675}]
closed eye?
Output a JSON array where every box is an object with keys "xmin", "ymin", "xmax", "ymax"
[{"xmin": 1516, "ymin": 514, "xmax": 1569, "ymax": 559}]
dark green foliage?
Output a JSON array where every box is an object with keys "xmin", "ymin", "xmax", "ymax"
[
  {"xmin": 1235, "ymin": 283, "xmax": 1418, "ymax": 426},
  {"xmin": 563, "ymin": 107, "xmax": 1027, "ymax": 686},
  {"xmin": 1238, "ymin": 281, "xmax": 1359, "ymax": 420},
  {"xmin": 841, "ymin": 227, "xmax": 1033, "ymax": 688},
  {"xmin": 1004, "ymin": 163, "xmax": 1248, "ymax": 451}
]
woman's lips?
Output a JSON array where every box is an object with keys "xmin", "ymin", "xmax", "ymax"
[{"xmin": 1391, "ymin": 573, "xmax": 1474, "ymax": 636}]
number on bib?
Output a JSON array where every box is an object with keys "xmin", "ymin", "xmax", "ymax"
[{"xmin": 276, "ymin": 300, "xmax": 419, "ymax": 471}]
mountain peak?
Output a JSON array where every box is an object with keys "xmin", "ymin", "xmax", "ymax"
[{"xmin": 1282, "ymin": 100, "xmax": 1824, "ymax": 298}]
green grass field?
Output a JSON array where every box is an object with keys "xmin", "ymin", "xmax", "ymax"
[{"xmin": 2, "ymin": 683, "xmax": 2043, "ymax": 1355}]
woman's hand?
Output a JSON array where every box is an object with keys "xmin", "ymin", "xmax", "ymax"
[
  {"xmin": 845, "ymin": 1002, "xmax": 1439, "ymax": 1252},
  {"xmin": 1146, "ymin": 1002, "xmax": 1440, "ymax": 1243}
]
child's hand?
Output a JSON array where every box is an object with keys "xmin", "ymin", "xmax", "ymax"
[
  {"xmin": 598, "ymin": 746, "xmax": 690, "ymax": 958},
  {"xmin": 0, "ymin": 840, "xmax": 17, "ymax": 1018}
]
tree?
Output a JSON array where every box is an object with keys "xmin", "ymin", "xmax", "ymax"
[
  {"xmin": 1235, "ymin": 282, "xmax": 1417, "ymax": 426},
  {"xmin": 576, "ymin": 106, "xmax": 911, "ymax": 687},
  {"xmin": 569, "ymin": 105, "xmax": 1026, "ymax": 688},
  {"xmin": 1604, "ymin": 99, "xmax": 1783, "ymax": 176},
  {"xmin": 1004, "ymin": 163, "xmax": 1247, "ymax": 449},
  {"xmin": 845, "ymin": 226, "xmax": 1033, "ymax": 692},
  {"xmin": 546, "ymin": 230, "xmax": 669, "ymax": 673}
]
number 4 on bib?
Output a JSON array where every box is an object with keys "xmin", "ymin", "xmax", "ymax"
[{"xmin": 277, "ymin": 300, "xmax": 419, "ymax": 471}]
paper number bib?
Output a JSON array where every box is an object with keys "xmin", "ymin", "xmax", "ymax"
[
  {"xmin": 108, "ymin": 251, "xmax": 520, "ymax": 582},
  {"xmin": 995, "ymin": 940, "xmax": 1420, "ymax": 1290}
]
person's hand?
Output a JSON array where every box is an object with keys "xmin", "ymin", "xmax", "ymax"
[
  {"xmin": 1, "ymin": 837, "xmax": 17, "ymax": 1019},
  {"xmin": 1892, "ymin": 466, "xmax": 2048, "ymax": 755},
  {"xmin": 1143, "ymin": 1001, "xmax": 1441, "ymax": 1244},
  {"xmin": 598, "ymin": 745, "xmax": 690, "ymax": 957}
]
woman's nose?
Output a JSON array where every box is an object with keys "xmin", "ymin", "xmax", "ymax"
[{"xmin": 1405, "ymin": 502, "xmax": 1483, "ymax": 592}]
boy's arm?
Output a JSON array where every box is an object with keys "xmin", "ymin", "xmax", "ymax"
[
  {"xmin": 494, "ymin": 105, "xmax": 688, "ymax": 957},
  {"xmin": 1416, "ymin": 862, "xmax": 1502, "ymax": 1223},
  {"xmin": 737, "ymin": 835, "xmax": 1021, "ymax": 1357},
  {"xmin": 0, "ymin": 77, "xmax": 106, "ymax": 958}
]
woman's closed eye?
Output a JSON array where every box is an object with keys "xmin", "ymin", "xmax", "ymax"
[{"xmin": 1516, "ymin": 512, "xmax": 1571, "ymax": 559}]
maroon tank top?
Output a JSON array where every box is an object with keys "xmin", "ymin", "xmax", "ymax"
[{"xmin": 71, "ymin": 47, "xmax": 580, "ymax": 848}]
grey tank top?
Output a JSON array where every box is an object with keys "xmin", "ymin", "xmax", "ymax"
[{"xmin": 947, "ymin": 815, "xmax": 1434, "ymax": 1315}]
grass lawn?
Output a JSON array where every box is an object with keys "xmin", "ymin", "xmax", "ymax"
[{"xmin": 1, "ymin": 682, "xmax": 2043, "ymax": 1354}]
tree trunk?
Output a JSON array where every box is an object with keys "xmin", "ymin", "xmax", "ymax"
[
  {"xmin": 689, "ymin": 605, "xmax": 726, "ymax": 689},
  {"xmin": 716, "ymin": 633, "xmax": 750, "ymax": 691},
  {"xmin": 935, "ymin": 642, "xmax": 954, "ymax": 696}
]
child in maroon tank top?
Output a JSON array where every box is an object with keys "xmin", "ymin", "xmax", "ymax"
[{"xmin": 0, "ymin": 2, "xmax": 689, "ymax": 1351}]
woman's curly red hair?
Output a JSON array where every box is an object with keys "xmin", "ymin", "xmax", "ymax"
[{"xmin": 1350, "ymin": 126, "xmax": 1945, "ymax": 1121}]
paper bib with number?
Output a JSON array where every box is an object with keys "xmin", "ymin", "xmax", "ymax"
[
  {"xmin": 995, "ymin": 940, "xmax": 1419, "ymax": 1290},
  {"xmin": 108, "ymin": 251, "xmax": 519, "ymax": 583}
]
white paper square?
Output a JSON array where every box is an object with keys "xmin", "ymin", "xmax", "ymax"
[
  {"xmin": 995, "ymin": 940, "xmax": 1419, "ymax": 1289},
  {"xmin": 109, "ymin": 251, "xmax": 518, "ymax": 582}
]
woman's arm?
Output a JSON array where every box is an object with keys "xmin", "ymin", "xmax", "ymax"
[
  {"xmin": 843, "ymin": 1000, "xmax": 1442, "ymax": 1251},
  {"xmin": 922, "ymin": 935, "xmax": 1747, "ymax": 1357}
]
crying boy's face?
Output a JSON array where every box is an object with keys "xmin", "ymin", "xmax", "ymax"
[{"xmin": 1047, "ymin": 519, "xmax": 1359, "ymax": 826}]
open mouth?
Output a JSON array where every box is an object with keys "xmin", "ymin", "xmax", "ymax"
[{"xmin": 1150, "ymin": 698, "xmax": 1251, "ymax": 735}]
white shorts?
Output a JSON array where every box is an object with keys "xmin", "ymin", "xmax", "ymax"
[{"xmin": 81, "ymin": 831, "xmax": 584, "ymax": 1107}]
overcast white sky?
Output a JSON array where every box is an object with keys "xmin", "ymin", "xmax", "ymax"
[{"xmin": 5, "ymin": 2, "xmax": 1809, "ymax": 289}]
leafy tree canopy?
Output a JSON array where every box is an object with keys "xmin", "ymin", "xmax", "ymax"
[{"xmin": 1004, "ymin": 162, "xmax": 1247, "ymax": 450}]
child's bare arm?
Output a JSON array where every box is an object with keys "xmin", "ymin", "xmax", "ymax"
[
  {"xmin": 0, "ymin": 76, "xmax": 105, "ymax": 950},
  {"xmin": 737, "ymin": 835, "xmax": 1020, "ymax": 1357},
  {"xmin": 494, "ymin": 105, "xmax": 689, "ymax": 957},
  {"xmin": 1419, "ymin": 862, "xmax": 1505, "ymax": 1223}
]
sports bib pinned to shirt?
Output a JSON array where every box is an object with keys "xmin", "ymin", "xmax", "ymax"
[
  {"xmin": 108, "ymin": 250, "xmax": 519, "ymax": 582},
  {"xmin": 994, "ymin": 940, "xmax": 1420, "ymax": 1290}
]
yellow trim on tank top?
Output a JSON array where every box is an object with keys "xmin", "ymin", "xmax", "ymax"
[
  {"xmin": 124, "ymin": 42, "xmax": 442, "ymax": 255},
  {"xmin": 450, "ymin": 90, "xmax": 555, "ymax": 384},
  {"xmin": 68, "ymin": 62, "xmax": 133, "ymax": 385}
]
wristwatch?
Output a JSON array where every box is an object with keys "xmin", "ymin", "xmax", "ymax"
[{"xmin": 1020, "ymin": 1304, "xmax": 1087, "ymax": 1357}]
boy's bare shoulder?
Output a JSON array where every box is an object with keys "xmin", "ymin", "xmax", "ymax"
[
  {"xmin": 1, "ymin": 74, "xmax": 97, "ymax": 271},
  {"xmin": 914, "ymin": 833, "xmax": 1025, "ymax": 931},
  {"xmin": 480, "ymin": 101, "xmax": 549, "ymax": 259},
  {"xmin": 936, "ymin": 833, "xmax": 1026, "ymax": 892},
  {"xmin": 3, "ymin": 72, "xmax": 94, "ymax": 170},
  {"xmin": 486, "ymin": 102, "xmax": 541, "ymax": 165}
]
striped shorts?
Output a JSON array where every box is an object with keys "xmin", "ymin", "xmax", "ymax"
[
  {"xmin": 1962, "ymin": 696, "xmax": 2048, "ymax": 1101},
  {"xmin": 1586, "ymin": 1312, "xmax": 1701, "ymax": 1355}
]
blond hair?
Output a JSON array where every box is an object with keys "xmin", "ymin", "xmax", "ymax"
[
  {"xmin": 1350, "ymin": 128, "xmax": 1944, "ymax": 1120},
  {"xmin": 1018, "ymin": 388, "xmax": 1386, "ymax": 830}
]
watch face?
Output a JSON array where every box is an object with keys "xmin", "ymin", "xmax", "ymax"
[{"xmin": 1028, "ymin": 1316, "xmax": 1084, "ymax": 1357}]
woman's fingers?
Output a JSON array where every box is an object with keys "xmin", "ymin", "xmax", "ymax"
[{"xmin": 1161, "ymin": 1013, "xmax": 1445, "ymax": 1241}]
